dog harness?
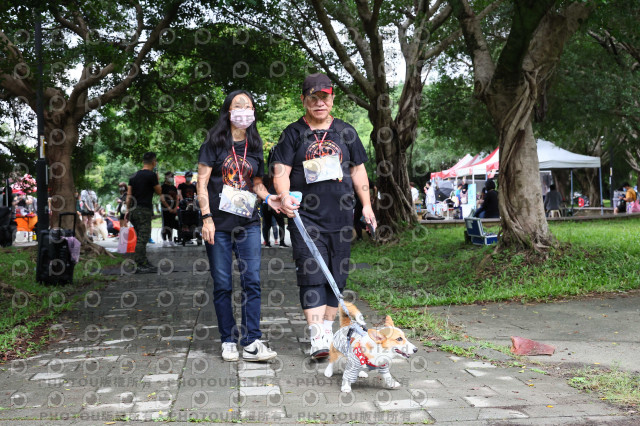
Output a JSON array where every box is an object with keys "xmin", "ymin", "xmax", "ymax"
[{"xmin": 333, "ymin": 327, "xmax": 390, "ymax": 384}]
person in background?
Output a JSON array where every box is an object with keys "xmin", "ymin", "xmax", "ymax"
[
  {"xmin": 80, "ymin": 188, "xmax": 98, "ymax": 240},
  {"xmin": 178, "ymin": 171, "xmax": 197, "ymax": 203},
  {"xmin": 116, "ymin": 182, "xmax": 128, "ymax": 226},
  {"xmin": 544, "ymin": 184, "xmax": 564, "ymax": 217},
  {"xmin": 260, "ymin": 170, "xmax": 287, "ymax": 247},
  {"xmin": 474, "ymin": 179, "xmax": 499, "ymax": 218},
  {"xmin": 424, "ymin": 181, "xmax": 436, "ymax": 215},
  {"xmin": 614, "ymin": 182, "xmax": 638, "ymax": 214},
  {"xmin": 161, "ymin": 171, "xmax": 179, "ymax": 247},
  {"xmin": 460, "ymin": 183, "xmax": 469, "ymax": 205},
  {"xmin": 127, "ymin": 152, "xmax": 174, "ymax": 273},
  {"xmin": 410, "ymin": 182, "xmax": 419, "ymax": 204}
]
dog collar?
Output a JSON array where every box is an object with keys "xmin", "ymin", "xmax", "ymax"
[{"xmin": 353, "ymin": 345, "xmax": 388, "ymax": 369}]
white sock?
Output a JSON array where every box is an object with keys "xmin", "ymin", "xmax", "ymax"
[
  {"xmin": 309, "ymin": 324, "xmax": 323, "ymax": 340},
  {"xmin": 323, "ymin": 320, "xmax": 334, "ymax": 334}
]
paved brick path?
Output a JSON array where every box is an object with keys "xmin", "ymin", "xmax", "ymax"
[{"xmin": 0, "ymin": 243, "xmax": 631, "ymax": 424}]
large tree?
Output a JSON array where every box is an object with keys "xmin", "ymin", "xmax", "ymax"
[
  {"xmin": 449, "ymin": 0, "xmax": 592, "ymax": 252},
  {"xmin": 227, "ymin": 0, "xmax": 500, "ymax": 238},
  {"xmin": 0, "ymin": 0, "xmax": 189, "ymax": 234},
  {"xmin": 586, "ymin": 0, "xmax": 640, "ymax": 189}
]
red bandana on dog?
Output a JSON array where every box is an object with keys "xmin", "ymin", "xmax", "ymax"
[{"xmin": 353, "ymin": 345, "xmax": 388, "ymax": 368}]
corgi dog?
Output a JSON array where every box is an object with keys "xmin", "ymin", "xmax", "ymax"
[{"xmin": 324, "ymin": 302, "xmax": 418, "ymax": 393}]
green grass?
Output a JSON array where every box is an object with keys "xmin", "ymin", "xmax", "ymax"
[
  {"xmin": 349, "ymin": 218, "xmax": 640, "ymax": 309},
  {"xmin": 0, "ymin": 245, "xmax": 122, "ymax": 359},
  {"xmin": 569, "ymin": 366, "xmax": 640, "ymax": 407}
]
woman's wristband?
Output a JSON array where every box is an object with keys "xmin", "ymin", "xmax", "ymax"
[{"xmin": 265, "ymin": 194, "xmax": 271, "ymax": 205}]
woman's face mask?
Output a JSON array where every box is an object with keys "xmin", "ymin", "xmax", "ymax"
[{"xmin": 229, "ymin": 109, "xmax": 255, "ymax": 129}]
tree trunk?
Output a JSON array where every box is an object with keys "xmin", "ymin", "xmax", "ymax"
[
  {"xmin": 369, "ymin": 111, "xmax": 417, "ymax": 240},
  {"xmin": 486, "ymin": 79, "xmax": 554, "ymax": 252},
  {"xmin": 47, "ymin": 118, "xmax": 109, "ymax": 255},
  {"xmin": 47, "ymin": 120, "xmax": 78, "ymax": 230}
]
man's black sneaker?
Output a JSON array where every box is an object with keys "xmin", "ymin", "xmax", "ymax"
[{"xmin": 136, "ymin": 264, "xmax": 158, "ymax": 274}]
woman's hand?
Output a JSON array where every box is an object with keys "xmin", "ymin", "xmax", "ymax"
[
  {"xmin": 202, "ymin": 220, "xmax": 215, "ymax": 244},
  {"xmin": 267, "ymin": 194, "xmax": 283, "ymax": 214},
  {"xmin": 361, "ymin": 205, "xmax": 377, "ymax": 232},
  {"xmin": 279, "ymin": 193, "xmax": 299, "ymax": 218}
]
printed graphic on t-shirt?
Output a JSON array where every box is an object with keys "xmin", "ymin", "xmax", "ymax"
[
  {"xmin": 305, "ymin": 140, "xmax": 342, "ymax": 162},
  {"xmin": 222, "ymin": 155, "xmax": 253, "ymax": 189}
]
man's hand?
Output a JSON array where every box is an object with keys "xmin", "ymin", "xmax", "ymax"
[
  {"xmin": 279, "ymin": 193, "xmax": 299, "ymax": 218},
  {"xmin": 202, "ymin": 220, "xmax": 215, "ymax": 244},
  {"xmin": 361, "ymin": 205, "xmax": 377, "ymax": 232}
]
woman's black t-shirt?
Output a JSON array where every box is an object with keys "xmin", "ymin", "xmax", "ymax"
[
  {"xmin": 198, "ymin": 140, "xmax": 264, "ymax": 232},
  {"xmin": 271, "ymin": 117, "xmax": 368, "ymax": 232}
]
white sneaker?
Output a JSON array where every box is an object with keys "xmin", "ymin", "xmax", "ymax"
[
  {"xmin": 162, "ymin": 240, "xmax": 171, "ymax": 247},
  {"xmin": 169, "ymin": 240, "xmax": 177, "ymax": 246},
  {"xmin": 243, "ymin": 339, "xmax": 277, "ymax": 361},
  {"xmin": 221, "ymin": 342, "xmax": 239, "ymax": 362},
  {"xmin": 310, "ymin": 335, "xmax": 329, "ymax": 360}
]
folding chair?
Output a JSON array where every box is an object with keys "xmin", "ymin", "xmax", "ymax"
[{"xmin": 464, "ymin": 217, "xmax": 498, "ymax": 246}]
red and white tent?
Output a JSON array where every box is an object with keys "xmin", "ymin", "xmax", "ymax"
[
  {"xmin": 456, "ymin": 147, "xmax": 499, "ymax": 177},
  {"xmin": 431, "ymin": 154, "xmax": 472, "ymax": 180}
]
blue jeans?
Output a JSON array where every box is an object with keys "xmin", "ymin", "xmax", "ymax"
[{"xmin": 205, "ymin": 226, "xmax": 262, "ymax": 346}]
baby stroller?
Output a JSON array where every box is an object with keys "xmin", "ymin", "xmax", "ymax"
[{"xmin": 177, "ymin": 197, "xmax": 202, "ymax": 246}]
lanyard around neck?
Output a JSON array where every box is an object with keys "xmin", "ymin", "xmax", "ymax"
[
  {"xmin": 231, "ymin": 139, "xmax": 248, "ymax": 188},
  {"xmin": 303, "ymin": 116, "xmax": 334, "ymax": 156}
]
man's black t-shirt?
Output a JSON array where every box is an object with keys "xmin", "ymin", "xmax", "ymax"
[
  {"xmin": 129, "ymin": 170, "xmax": 159, "ymax": 210},
  {"xmin": 178, "ymin": 182, "xmax": 197, "ymax": 199},
  {"xmin": 161, "ymin": 183, "xmax": 178, "ymax": 209},
  {"xmin": 198, "ymin": 140, "xmax": 264, "ymax": 232},
  {"xmin": 271, "ymin": 117, "xmax": 368, "ymax": 231}
]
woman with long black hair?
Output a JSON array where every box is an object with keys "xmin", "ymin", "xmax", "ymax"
[{"xmin": 197, "ymin": 90, "xmax": 282, "ymax": 362}]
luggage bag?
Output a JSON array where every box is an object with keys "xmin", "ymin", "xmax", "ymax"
[{"xmin": 36, "ymin": 212, "xmax": 79, "ymax": 285}]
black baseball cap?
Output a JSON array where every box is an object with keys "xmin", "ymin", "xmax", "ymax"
[{"xmin": 302, "ymin": 73, "xmax": 333, "ymax": 97}]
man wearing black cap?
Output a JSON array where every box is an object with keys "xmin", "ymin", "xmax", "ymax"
[{"xmin": 271, "ymin": 73, "xmax": 376, "ymax": 360}]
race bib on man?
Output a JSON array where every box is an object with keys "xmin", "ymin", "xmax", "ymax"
[
  {"xmin": 303, "ymin": 154, "xmax": 343, "ymax": 184},
  {"xmin": 219, "ymin": 185, "xmax": 256, "ymax": 218}
]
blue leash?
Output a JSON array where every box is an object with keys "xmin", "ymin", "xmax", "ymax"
[{"xmin": 292, "ymin": 209, "xmax": 367, "ymax": 337}]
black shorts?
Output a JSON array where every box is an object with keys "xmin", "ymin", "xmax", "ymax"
[
  {"xmin": 288, "ymin": 221, "xmax": 353, "ymax": 288},
  {"xmin": 80, "ymin": 210, "xmax": 94, "ymax": 216}
]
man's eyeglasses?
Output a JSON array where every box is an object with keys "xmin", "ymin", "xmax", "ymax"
[{"xmin": 306, "ymin": 92, "xmax": 333, "ymax": 104}]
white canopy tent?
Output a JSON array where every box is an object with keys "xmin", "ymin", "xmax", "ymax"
[
  {"xmin": 482, "ymin": 139, "xmax": 603, "ymax": 214},
  {"xmin": 536, "ymin": 139, "xmax": 601, "ymax": 169},
  {"xmin": 537, "ymin": 139, "xmax": 603, "ymax": 215}
]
